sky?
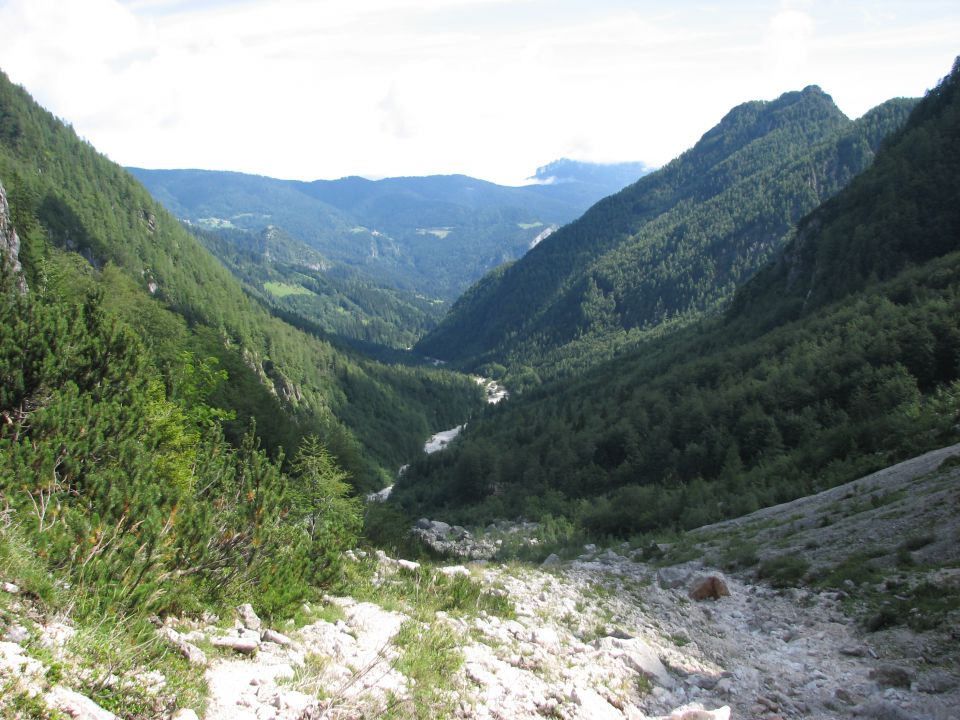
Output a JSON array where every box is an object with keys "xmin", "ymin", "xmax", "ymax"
[{"xmin": 0, "ymin": 0, "xmax": 957, "ymax": 186}]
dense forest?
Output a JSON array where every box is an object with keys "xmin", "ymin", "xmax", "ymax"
[
  {"xmin": 0, "ymin": 248, "xmax": 363, "ymax": 618},
  {"xmin": 417, "ymin": 88, "xmax": 917, "ymax": 386},
  {"xmin": 0, "ymin": 70, "xmax": 483, "ymax": 494},
  {"xmin": 194, "ymin": 224, "xmax": 445, "ymax": 351},
  {"xmin": 393, "ymin": 60, "xmax": 960, "ymax": 539}
]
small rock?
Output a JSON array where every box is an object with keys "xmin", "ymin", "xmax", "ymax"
[
  {"xmin": 689, "ymin": 574, "xmax": 730, "ymax": 601},
  {"xmin": 852, "ymin": 699, "xmax": 915, "ymax": 720},
  {"xmin": 3, "ymin": 624, "xmax": 29, "ymax": 644},
  {"xmin": 238, "ymin": 603, "xmax": 262, "ymax": 631},
  {"xmin": 531, "ymin": 626, "xmax": 561, "ymax": 651},
  {"xmin": 396, "ymin": 559, "xmax": 421, "ymax": 572},
  {"xmin": 690, "ymin": 674, "xmax": 719, "ymax": 690},
  {"xmin": 657, "ymin": 564, "xmax": 696, "ymax": 589},
  {"xmin": 835, "ymin": 688, "xmax": 856, "ymax": 705},
  {"xmin": 667, "ymin": 703, "xmax": 732, "ymax": 720},
  {"xmin": 541, "ymin": 553, "xmax": 561, "ymax": 567},
  {"xmin": 261, "ymin": 628, "xmax": 292, "ymax": 646},
  {"xmin": 755, "ymin": 694, "xmax": 779, "ymax": 711},
  {"xmin": 570, "ymin": 686, "xmax": 621, "ymax": 720},
  {"xmin": 430, "ymin": 520, "xmax": 452, "ymax": 535},
  {"xmin": 1, "ymin": 582, "xmax": 19, "ymax": 594},
  {"xmin": 438, "ymin": 565, "xmax": 470, "ymax": 577},
  {"xmin": 212, "ymin": 636, "xmax": 259, "ymax": 654},
  {"xmin": 158, "ymin": 627, "xmax": 207, "ymax": 666},
  {"xmin": 840, "ymin": 645, "xmax": 867, "ymax": 657},
  {"xmin": 599, "ymin": 548, "xmax": 621, "ymax": 563},
  {"xmin": 916, "ymin": 670, "xmax": 957, "ymax": 694},
  {"xmin": 869, "ymin": 664, "xmax": 912, "ymax": 689},
  {"xmin": 595, "ymin": 636, "xmax": 673, "ymax": 687}
]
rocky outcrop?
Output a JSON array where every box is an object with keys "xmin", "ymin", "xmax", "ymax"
[
  {"xmin": 412, "ymin": 518, "xmax": 500, "ymax": 559},
  {"xmin": 0, "ymin": 180, "xmax": 27, "ymax": 293}
]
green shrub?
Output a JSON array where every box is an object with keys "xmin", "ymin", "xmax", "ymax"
[
  {"xmin": 813, "ymin": 554, "xmax": 883, "ymax": 589},
  {"xmin": 757, "ymin": 555, "xmax": 810, "ymax": 588}
]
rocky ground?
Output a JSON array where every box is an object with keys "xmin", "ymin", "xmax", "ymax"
[{"xmin": 2, "ymin": 444, "xmax": 958, "ymax": 719}]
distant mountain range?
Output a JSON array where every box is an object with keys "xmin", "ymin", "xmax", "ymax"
[
  {"xmin": 128, "ymin": 160, "xmax": 653, "ymax": 302},
  {"xmin": 0, "ymin": 68, "xmax": 484, "ymax": 491}
]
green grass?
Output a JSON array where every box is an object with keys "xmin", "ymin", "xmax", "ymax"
[
  {"xmin": 386, "ymin": 621, "xmax": 463, "ymax": 719},
  {"xmin": 282, "ymin": 652, "xmax": 331, "ymax": 698},
  {"xmin": 65, "ymin": 615, "xmax": 207, "ymax": 718},
  {"xmin": 812, "ymin": 553, "xmax": 883, "ymax": 590},
  {"xmin": 1, "ymin": 521, "xmax": 207, "ymax": 720},
  {"xmin": 864, "ymin": 581, "xmax": 960, "ymax": 633},
  {"xmin": 351, "ymin": 560, "xmax": 513, "ymax": 622},
  {"xmin": 1, "ymin": 681, "xmax": 66, "ymax": 719},
  {"xmin": 263, "ymin": 281, "xmax": 314, "ymax": 298}
]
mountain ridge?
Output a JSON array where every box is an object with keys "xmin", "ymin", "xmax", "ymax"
[
  {"xmin": 129, "ymin": 159, "xmax": 653, "ymax": 301},
  {"xmin": 415, "ymin": 88, "xmax": 916, "ymax": 381}
]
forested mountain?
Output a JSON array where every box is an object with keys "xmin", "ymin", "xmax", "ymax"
[
  {"xmin": 195, "ymin": 224, "xmax": 444, "ymax": 350},
  {"xmin": 417, "ymin": 88, "xmax": 917, "ymax": 384},
  {"xmin": 0, "ymin": 69, "xmax": 483, "ymax": 493},
  {"xmin": 393, "ymin": 60, "xmax": 960, "ymax": 537},
  {"xmin": 129, "ymin": 160, "xmax": 651, "ymax": 301}
]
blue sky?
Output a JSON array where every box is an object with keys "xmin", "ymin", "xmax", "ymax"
[{"xmin": 0, "ymin": 0, "xmax": 956, "ymax": 185}]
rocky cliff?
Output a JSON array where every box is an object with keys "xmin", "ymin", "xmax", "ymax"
[{"xmin": 0, "ymin": 180, "xmax": 27, "ymax": 293}]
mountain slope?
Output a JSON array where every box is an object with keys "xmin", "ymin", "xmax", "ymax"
[
  {"xmin": 129, "ymin": 161, "xmax": 651, "ymax": 301},
  {"xmin": 417, "ymin": 89, "xmax": 917, "ymax": 381},
  {"xmin": 195, "ymin": 224, "xmax": 444, "ymax": 350},
  {"xmin": 393, "ymin": 61, "xmax": 960, "ymax": 535},
  {"xmin": 0, "ymin": 69, "xmax": 482, "ymax": 490}
]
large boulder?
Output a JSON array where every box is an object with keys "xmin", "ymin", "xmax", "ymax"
[
  {"xmin": 688, "ymin": 574, "xmax": 731, "ymax": 601},
  {"xmin": 657, "ymin": 563, "xmax": 700, "ymax": 589},
  {"xmin": 594, "ymin": 636, "xmax": 673, "ymax": 687}
]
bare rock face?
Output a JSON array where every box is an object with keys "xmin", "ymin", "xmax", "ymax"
[{"xmin": 0, "ymin": 181, "xmax": 27, "ymax": 293}]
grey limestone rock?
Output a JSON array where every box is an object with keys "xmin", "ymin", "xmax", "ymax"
[
  {"xmin": 237, "ymin": 602, "xmax": 262, "ymax": 631},
  {"xmin": 45, "ymin": 686, "xmax": 116, "ymax": 720}
]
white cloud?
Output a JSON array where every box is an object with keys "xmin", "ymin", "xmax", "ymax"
[
  {"xmin": 0, "ymin": 0, "xmax": 957, "ymax": 185},
  {"xmin": 766, "ymin": 4, "xmax": 816, "ymax": 84}
]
